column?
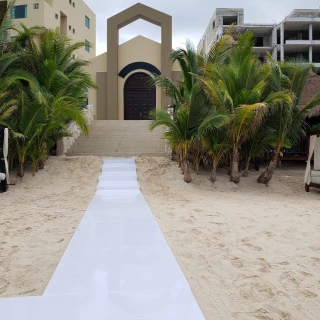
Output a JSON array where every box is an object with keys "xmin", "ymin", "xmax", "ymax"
[
  {"xmin": 272, "ymin": 26, "xmax": 277, "ymax": 60},
  {"xmin": 309, "ymin": 46, "xmax": 313, "ymax": 64},
  {"xmin": 280, "ymin": 22, "xmax": 284, "ymax": 62},
  {"xmin": 309, "ymin": 23, "xmax": 313, "ymax": 41}
]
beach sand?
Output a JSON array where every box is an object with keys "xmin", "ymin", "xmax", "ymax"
[{"xmin": 1, "ymin": 155, "xmax": 320, "ymax": 320}]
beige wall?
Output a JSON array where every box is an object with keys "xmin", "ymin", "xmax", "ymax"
[
  {"xmin": 8, "ymin": 0, "xmax": 96, "ymax": 58},
  {"xmin": 86, "ymin": 36, "xmax": 182, "ymax": 120},
  {"xmin": 118, "ymin": 36, "xmax": 161, "ymax": 72},
  {"xmin": 86, "ymin": 52, "xmax": 107, "ymax": 117}
]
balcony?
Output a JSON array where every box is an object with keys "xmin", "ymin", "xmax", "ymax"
[{"xmin": 285, "ymin": 39, "xmax": 320, "ymax": 46}]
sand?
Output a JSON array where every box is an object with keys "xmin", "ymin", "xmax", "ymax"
[
  {"xmin": 136, "ymin": 157, "xmax": 320, "ymax": 320},
  {"xmin": 0, "ymin": 156, "xmax": 103, "ymax": 298},
  {"xmin": 1, "ymin": 156, "xmax": 320, "ymax": 320}
]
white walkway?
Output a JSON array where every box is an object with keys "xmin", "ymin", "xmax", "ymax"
[{"xmin": 0, "ymin": 159, "xmax": 205, "ymax": 319}]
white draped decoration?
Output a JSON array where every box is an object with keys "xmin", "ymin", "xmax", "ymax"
[
  {"xmin": 3, "ymin": 128, "xmax": 9, "ymax": 183},
  {"xmin": 304, "ymin": 135, "xmax": 317, "ymax": 184}
]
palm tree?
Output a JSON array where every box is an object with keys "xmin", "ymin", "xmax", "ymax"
[
  {"xmin": 2, "ymin": 90, "xmax": 46, "ymax": 177},
  {"xmin": 0, "ymin": 0, "xmax": 20, "ymax": 121},
  {"xmin": 1, "ymin": 25, "xmax": 96, "ymax": 175},
  {"xmin": 203, "ymin": 128, "xmax": 232, "ymax": 182},
  {"xmin": 258, "ymin": 60, "xmax": 320, "ymax": 184},
  {"xmin": 198, "ymin": 32, "xmax": 292, "ymax": 183},
  {"xmin": 150, "ymin": 85, "xmax": 228, "ymax": 183}
]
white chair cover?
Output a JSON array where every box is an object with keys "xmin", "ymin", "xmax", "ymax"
[
  {"xmin": 304, "ymin": 135, "xmax": 317, "ymax": 184},
  {"xmin": 3, "ymin": 128, "xmax": 9, "ymax": 183}
]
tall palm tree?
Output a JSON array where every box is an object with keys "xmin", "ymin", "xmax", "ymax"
[
  {"xmin": 258, "ymin": 60, "xmax": 320, "ymax": 184},
  {"xmin": 198, "ymin": 32, "xmax": 292, "ymax": 183}
]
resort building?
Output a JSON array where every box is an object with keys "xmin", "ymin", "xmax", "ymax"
[
  {"xmin": 0, "ymin": 0, "xmax": 96, "ymax": 58},
  {"xmin": 86, "ymin": 3, "xmax": 182, "ymax": 121},
  {"xmin": 198, "ymin": 8, "xmax": 320, "ymax": 69}
]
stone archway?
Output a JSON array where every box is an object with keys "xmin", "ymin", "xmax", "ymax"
[
  {"xmin": 107, "ymin": 3, "xmax": 172, "ymax": 119},
  {"xmin": 124, "ymin": 72, "xmax": 156, "ymax": 120}
]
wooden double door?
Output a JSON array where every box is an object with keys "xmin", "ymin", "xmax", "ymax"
[{"xmin": 124, "ymin": 72, "xmax": 156, "ymax": 120}]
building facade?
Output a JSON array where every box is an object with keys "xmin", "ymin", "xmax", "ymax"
[
  {"xmin": 198, "ymin": 8, "xmax": 320, "ymax": 68},
  {"xmin": 86, "ymin": 3, "xmax": 182, "ymax": 120},
  {"xmin": 1, "ymin": 0, "xmax": 96, "ymax": 58}
]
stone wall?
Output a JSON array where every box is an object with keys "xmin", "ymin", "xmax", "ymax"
[{"xmin": 56, "ymin": 105, "xmax": 94, "ymax": 156}]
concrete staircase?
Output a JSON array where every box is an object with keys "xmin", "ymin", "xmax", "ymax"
[{"xmin": 67, "ymin": 120, "xmax": 167, "ymax": 157}]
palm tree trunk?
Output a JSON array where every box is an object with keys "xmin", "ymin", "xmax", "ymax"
[
  {"xmin": 179, "ymin": 151, "xmax": 185, "ymax": 174},
  {"xmin": 257, "ymin": 152, "xmax": 278, "ymax": 185},
  {"xmin": 242, "ymin": 157, "xmax": 251, "ymax": 177},
  {"xmin": 183, "ymin": 144, "xmax": 192, "ymax": 183},
  {"xmin": 230, "ymin": 146, "xmax": 240, "ymax": 184},
  {"xmin": 183, "ymin": 157, "xmax": 192, "ymax": 183},
  {"xmin": 210, "ymin": 161, "xmax": 217, "ymax": 183},
  {"xmin": 194, "ymin": 153, "xmax": 200, "ymax": 175},
  {"xmin": 19, "ymin": 163, "xmax": 24, "ymax": 177}
]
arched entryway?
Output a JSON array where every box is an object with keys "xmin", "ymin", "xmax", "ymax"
[{"xmin": 124, "ymin": 72, "xmax": 156, "ymax": 120}]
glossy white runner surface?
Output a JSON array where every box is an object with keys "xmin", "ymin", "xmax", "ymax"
[{"xmin": 0, "ymin": 158, "xmax": 205, "ymax": 319}]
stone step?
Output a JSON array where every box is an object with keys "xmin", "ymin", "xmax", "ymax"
[{"xmin": 68, "ymin": 120, "xmax": 167, "ymax": 157}]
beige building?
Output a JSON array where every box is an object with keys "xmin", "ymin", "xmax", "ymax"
[
  {"xmin": 2, "ymin": 0, "xmax": 96, "ymax": 58},
  {"xmin": 87, "ymin": 3, "xmax": 181, "ymax": 120}
]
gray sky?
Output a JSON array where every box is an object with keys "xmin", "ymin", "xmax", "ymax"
[{"xmin": 84, "ymin": 0, "xmax": 320, "ymax": 55}]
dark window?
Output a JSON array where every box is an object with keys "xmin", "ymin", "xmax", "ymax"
[
  {"xmin": 34, "ymin": 3, "xmax": 39, "ymax": 9},
  {"xmin": 55, "ymin": 13, "xmax": 59, "ymax": 20},
  {"xmin": 222, "ymin": 16, "xmax": 238, "ymax": 25},
  {"xmin": 73, "ymin": 2, "xmax": 75, "ymax": 8},
  {"xmin": 85, "ymin": 15, "xmax": 90, "ymax": 29},
  {"xmin": 11, "ymin": 5, "xmax": 27, "ymax": 19},
  {"xmin": 85, "ymin": 40, "xmax": 90, "ymax": 52},
  {"xmin": 69, "ymin": 0, "xmax": 72, "ymax": 4},
  {"xmin": 73, "ymin": 28, "xmax": 75, "ymax": 34},
  {"xmin": 69, "ymin": 25, "xmax": 71, "ymax": 31},
  {"xmin": 254, "ymin": 37, "xmax": 264, "ymax": 47},
  {"xmin": 212, "ymin": 20, "xmax": 215, "ymax": 29}
]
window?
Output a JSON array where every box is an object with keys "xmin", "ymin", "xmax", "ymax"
[
  {"xmin": 11, "ymin": 5, "xmax": 27, "ymax": 19},
  {"xmin": 85, "ymin": 15, "xmax": 90, "ymax": 29},
  {"xmin": 69, "ymin": 25, "xmax": 72, "ymax": 31},
  {"xmin": 73, "ymin": 28, "xmax": 75, "ymax": 34},
  {"xmin": 69, "ymin": 0, "xmax": 72, "ymax": 4},
  {"xmin": 55, "ymin": 13, "xmax": 59, "ymax": 20},
  {"xmin": 10, "ymin": 36, "xmax": 17, "ymax": 42},
  {"xmin": 85, "ymin": 40, "xmax": 90, "ymax": 52},
  {"xmin": 34, "ymin": 3, "xmax": 39, "ymax": 9},
  {"xmin": 73, "ymin": 2, "xmax": 75, "ymax": 8}
]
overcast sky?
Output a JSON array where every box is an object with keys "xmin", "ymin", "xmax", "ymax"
[{"xmin": 84, "ymin": 0, "xmax": 320, "ymax": 55}]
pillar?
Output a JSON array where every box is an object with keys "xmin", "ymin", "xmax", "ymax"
[
  {"xmin": 272, "ymin": 25, "xmax": 277, "ymax": 60},
  {"xmin": 309, "ymin": 46, "xmax": 313, "ymax": 63},
  {"xmin": 309, "ymin": 23, "xmax": 313, "ymax": 41},
  {"xmin": 280, "ymin": 22, "xmax": 284, "ymax": 62}
]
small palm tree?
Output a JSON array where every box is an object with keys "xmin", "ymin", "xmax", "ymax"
[
  {"xmin": 258, "ymin": 60, "xmax": 320, "ymax": 184},
  {"xmin": 150, "ymin": 85, "xmax": 228, "ymax": 183},
  {"xmin": 203, "ymin": 128, "xmax": 232, "ymax": 182}
]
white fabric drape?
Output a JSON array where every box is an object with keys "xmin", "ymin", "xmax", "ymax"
[
  {"xmin": 3, "ymin": 128, "xmax": 9, "ymax": 183},
  {"xmin": 304, "ymin": 135, "xmax": 317, "ymax": 184}
]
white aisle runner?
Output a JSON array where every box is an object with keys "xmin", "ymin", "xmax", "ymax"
[{"xmin": 0, "ymin": 158, "xmax": 205, "ymax": 319}]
